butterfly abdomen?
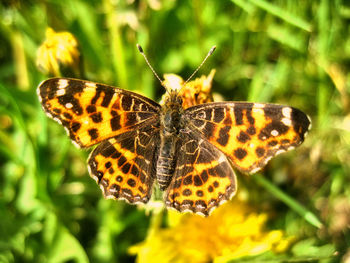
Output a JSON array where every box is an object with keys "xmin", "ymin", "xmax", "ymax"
[
  {"xmin": 156, "ymin": 97, "xmax": 183, "ymax": 190},
  {"xmin": 156, "ymin": 136, "xmax": 177, "ymax": 190}
]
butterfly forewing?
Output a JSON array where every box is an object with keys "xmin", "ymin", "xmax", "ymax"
[
  {"xmin": 185, "ymin": 102, "xmax": 311, "ymax": 174},
  {"xmin": 38, "ymin": 78, "xmax": 160, "ymax": 147}
]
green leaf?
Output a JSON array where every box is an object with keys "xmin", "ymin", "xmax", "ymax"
[{"xmin": 48, "ymin": 225, "xmax": 89, "ymax": 263}]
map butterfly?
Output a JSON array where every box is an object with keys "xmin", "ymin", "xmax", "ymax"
[{"xmin": 37, "ymin": 46, "xmax": 311, "ymax": 216}]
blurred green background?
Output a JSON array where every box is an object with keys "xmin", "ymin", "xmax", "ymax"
[{"xmin": 0, "ymin": 0, "xmax": 349, "ymax": 262}]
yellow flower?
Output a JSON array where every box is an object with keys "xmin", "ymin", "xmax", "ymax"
[
  {"xmin": 160, "ymin": 69, "xmax": 215, "ymax": 109},
  {"xmin": 36, "ymin": 28, "xmax": 81, "ymax": 77},
  {"xmin": 129, "ymin": 199, "xmax": 292, "ymax": 263}
]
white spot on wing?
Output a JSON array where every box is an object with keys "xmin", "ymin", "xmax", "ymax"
[
  {"xmin": 87, "ymin": 164, "xmax": 93, "ymax": 175},
  {"xmin": 58, "ymin": 79, "xmax": 69, "ymax": 89},
  {"xmin": 253, "ymin": 103, "xmax": 265, "ymax": 108},
  {"xmin": 252, "ymin": 104, "xmax": 265, "ymax": 114},
  {"xmin": 218, "ymin": 199, "xmax": 228, "ymax": 206},
  {"xmin": 228, "ymin": 188, "xmax": 237, "ymax": 199},
  {"xmin": 250, "ymin": 167, "xmax": 261, "ymax": 174},
  {"xmin": 37, "ymin": 86, "xmax": 43, "ymax": 102},
  {"xmin": 271, "ymin": 130, "xmax": 279, "ymax": 136},
  {"xmin": 275, "ymin": 149, "xmax": 285, "ymax": 155},
  {"xmin": 208, "ymin": 206, "xmax": 218, "ymax": 216},
  {"xmin": 218, "ymin": 154, "xmax": 226, "ymax": 163},
  {"xmin": 195, "ymin": 211, "xmax": 206, "ymax": 217},
  {"xmin": 282, "ymin": 107, "xmax": 292, "ymax": 118},
  {"xmin": 85, "ymin": 82, "xmax": 96, "ymax": 88},
  {"xmin": 123, "ymin": 190, "xmax": 132, "ymax": 198},
  {"xmin": 65, "ymin": 103, "xmax": 73, "ymax": 108},
  {"xmin": 263, "ymin": 156, "xmax": 272, "ymax": 165},
  {"xmin": 57, "ymin": 89, "xmax": 65, "ymax": 96},
  {"xmin": 53, "ymin": 117, "xmax": 62, "ymax": 125},
  {"xmin": 72, "ymin": 140, "xmax": 81, "ymax": 149},
  {"xmin": 99, "ymin": 184, "xmax": 106, "ymax": 196},
  {"xmin": 281, "ymin": 117, "xmax": 292, "ymax": 126},
  {"xmin": 307, "ymin": 115, "xmax": 312, "ymax": 130}
]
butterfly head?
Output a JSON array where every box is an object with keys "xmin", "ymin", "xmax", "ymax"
[
  {"xmin": 162, "ymin": 88, "xmax": 183, "ymax": 109},
  {"xmin": 137, "ymin": 43, "xmax": 216, "ymax": 104}
]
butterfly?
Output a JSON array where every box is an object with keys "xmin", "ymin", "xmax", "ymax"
[{"xmin": 37, "ymin": 46, "xmax": 311, "ymax": 216}]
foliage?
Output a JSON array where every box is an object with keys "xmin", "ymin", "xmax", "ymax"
[{"xmin": 0, "ymin": 0, "xmax": 349, "ymax": 262}]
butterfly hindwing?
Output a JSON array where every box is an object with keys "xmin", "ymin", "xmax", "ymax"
[
  {"xmin": 38, "ymin": 78, "xmax": 161, "ymax": 147},
  {"xmin": 185, "ymin": 102, "xmax": 311, "ymax": 174},
  {"xmin": 165, "ymin": 129, "xmax": 237, "ymax": 216},
  {"xmin": 88, "ymin": 127, "xmax": 159, "ymax": 204}
]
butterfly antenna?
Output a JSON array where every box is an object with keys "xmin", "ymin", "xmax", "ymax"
[
  {"xmin": 184, "ymin": 45, "xmax": 216, "ymax": 85},
  {"xmin": 137, "ymin": 44, "xmax": 167, "ymax": 91}
]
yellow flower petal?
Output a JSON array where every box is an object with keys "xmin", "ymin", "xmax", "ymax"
[
  {"xmin": 130, "ymin": 200, "xmax": 292, "ymax": 263},
  {"xmin": 36, "ymin": 28, "xmax": 81, "ymax": 77},
  {"xmin": 160, "ymin": 70, "xmax": 215, "ymax": 108}
]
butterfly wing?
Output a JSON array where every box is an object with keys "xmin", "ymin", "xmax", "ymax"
[
  {"xmin": 184, "ymin": 102, "xmax": 311, "ymax": 174},
  {"xmin": 88, "ymin": 126, "xmax": 159, "ymax": 203},
  {"xmin": 165, "ymin": 129, "xmax": 237, "ymax": 216},
  {"xmin": 38, "ymin": 78, "xmax": 161, "ymax": 147}
]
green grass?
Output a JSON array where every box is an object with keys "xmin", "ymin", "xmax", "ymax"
[{"xmin": 0, "ymin": 0, "xmax": 349, "ymax": 262}]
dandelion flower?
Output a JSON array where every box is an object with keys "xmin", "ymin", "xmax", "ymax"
[
  {"xmin": 129, "ymin": 200, "xmax": 291, "ymax": 263},
  {"xmin": 36, "ymin": 28, "xmax": 81, "ymax": 77},
  {"xmin": 160, "ymin": 69, "xmax": 215, "ymax": 108}
]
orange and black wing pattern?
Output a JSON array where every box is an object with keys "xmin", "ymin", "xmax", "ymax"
[
  {"xmin": 88, "ymin": 127, "xmax": 159, "ymax": 204},
  {"xmin": 37, "ymin": 76, "xmax": 312, "ymax": 214},
  {"xmin": 165, "ymin": 130, "xmax": 236, "ymax": 216},
  {"xmin": 38, "ymin": 78, "xmax": 162, "ymax": 204},
  {"xmin": 38, "ymin": 78, "xmax": 160, "ymax": 148},
  {"xmin": 185, "ymin": 102, "xmax": 311, "ymax": 174}
]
